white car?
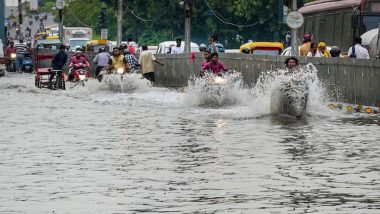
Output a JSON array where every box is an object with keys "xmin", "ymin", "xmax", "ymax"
[
  {"xmin": 0, "ymin": 39, "xmax": 5, "ymax": 77},
  {"xmin": 156, "ymin": 41, "xmax": 199, "ymax": 54}
]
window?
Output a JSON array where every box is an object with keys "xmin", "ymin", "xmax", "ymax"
[{"xmin": 362, "ymin": 16, "xmax": 380, "ymax": 32}]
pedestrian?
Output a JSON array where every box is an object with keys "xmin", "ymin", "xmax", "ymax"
[
  {"xmin": 138, "ymin": 45, "xmax": 164, "ymax": 83},
  {"xmin": 208, "ymin": 34, "xmax": 225, "ymax": 53},
  {"xmin": 330, "ymin": 46, "xmax": 343, "ymax": 58},
  {"xmin": 318, "ymin": 42, "xmax": 330, "ymax": 58},
  {"xmin": 127, "ymin": 38, "xmax": 137, "ymax": 56},
  {"xmin": 307, "ymin": 42, "xmax": 323, "ymax": 57},
  {"xmin": 50, "ymin": 44, "xmax": 68, "ymax": 83},
  {"xmin": 299, "ymin": 32, "xmax": 312, "ymax": 57},
  {"xmin": 170, "ymin": 38, "xmax": 184, "ymax": 54},
  {"xmin": 14, "ymin": 39, "xmax": 31, "ymax": 73},
  {"xmin": 348, "ymin": 37, "xmax": 370, "ymax": 59},
  {"xmin": 93, "ymin": 47, "xmax": 110, "ymax": 82},
  {"xmin": 124, "ymin": 48, "xmax": 139, "ymax": 72}
]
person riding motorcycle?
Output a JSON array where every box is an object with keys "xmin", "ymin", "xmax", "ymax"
[
  {"xmin": 5, "ymin": 41, "xmax": 16, "ymax": 71},
  {"xmin": 201, "ymin": 52, "xmax": 228, "ymax": 76},
  {"xmin": 106, "ymin": 47, "xmax": 129, "ymax": 74},
  {"xmin": 68, "ymin": 50, "xmax": 89, "ymax": 81},
  {"xmin": 284, "ymin": 57, "xmax": 300, "ymax": 75}
]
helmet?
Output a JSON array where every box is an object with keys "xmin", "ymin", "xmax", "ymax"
[{"xmin": 199, "ymin": 43, "xmax": 207, "ymax": 51}]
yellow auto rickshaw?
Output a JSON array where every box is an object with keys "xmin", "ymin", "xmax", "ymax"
[
  {"xmin": 240, "ymin": 42, "xmax": 284, "ymax": 56},
  {"xmin": 85, "ymin": 39, "xmax": 112, "ymax": 52},
  {"xmin": 34, "ymin": 32, "xmax": 49, "ymax": 40}
]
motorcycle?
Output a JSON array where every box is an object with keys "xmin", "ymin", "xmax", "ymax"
[
  {"xmin": 22, "ymin": 53, "xmax": 34, "ymax": 73},
  {"xmin": 201, "ymin": 71, "xmax": 239, "ymax": 95},
  {"xmin": 67, "ymin": 63, "xmax": 90, "ymax": 86},
  {"xmin": 6, "ymin": 53, "xmax": 16, "ymax": 72},
  {"xmin": 97, "ymin": 67, "xmax": 126, "ymax": 82},
  {"xmin": 271, "ymin": 78, "xmax": 309, "ymax": 118}
]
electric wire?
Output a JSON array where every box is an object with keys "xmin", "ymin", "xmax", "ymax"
[
  {"xmin": 65, "ymin": 6, "xmax": 94, "ymax": 28},
  {"xmin": 202, "ymin": 0, "xmax": 274, "ymax": 27},
  {"xmin": 124, "ymin": 2, "xmax": 172, "ymax": 22}
]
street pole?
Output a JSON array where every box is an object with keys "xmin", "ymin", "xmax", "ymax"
[
  {"xmin": 290, "ymin": 0, "xmax": 298, "ymax": 56},
  {"xmin": 117, "ymin": 0, "xmax": 123, "ymax": 46},
  {"xmin": 18, "ymin": 0, "xmax": 23, "ymax": 40},
  {"xmin": 58, "ymin": 9, "xmax": 64, "ymax": 43},
  {"xmin": 184, "ymin": 0, "xmax": 192, "ymax": 53},
  {"xmin": 0, "ymin": 0, "xmax": 5, "ymax": 44}
]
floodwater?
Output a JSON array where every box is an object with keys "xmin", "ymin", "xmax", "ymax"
[{"xmin": 0, "ymin": 71, "xmax": 379, "ymax": 214}]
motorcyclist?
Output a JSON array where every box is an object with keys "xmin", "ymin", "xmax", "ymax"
[
  {"xmin": 284, "ymin": 57, "xmax": 300, "ymax": 74},
  {"xmin": 107, "ymin": 47, "xmax": 129, "ymax": 74},
  {"xmin": 5, "ymin": 41, "xmax": 16, "ymax": 71},
  {"xmin": 68, "ymin": 50, "xmax": 89, "ymax": 81},
  {"xmin": 199, "ymin": 44, "xmax": 207, "ymax": 52},
  {"xmin": 201, "ymin": 52, "xmax": 228, "ymax": 75},
  {"xmin": 93, "ymin": 47, "xmax": 110, "ymax": 82}
]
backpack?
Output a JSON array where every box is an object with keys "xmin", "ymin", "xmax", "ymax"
[{"xmin": 349, "ymin": 46, "xmax": 356, "ymax": 58}]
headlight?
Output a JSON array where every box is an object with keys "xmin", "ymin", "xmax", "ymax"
[
  {"xmin": 11, "ymin": 53, "xmax": 16, "ymax": 58},
  {"xmin": 214, "ymin": 76, "xmax": 225, "ymax": 84},
  {"xmin": 79, "ymin": 75, "xmax": 86, "ymax": 81},
  {"xmin": 116, "ymin": 68, "xmax": 124, "ymax": 75}
]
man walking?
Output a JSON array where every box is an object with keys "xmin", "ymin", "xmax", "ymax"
[
  {"xmin": 170, "ymin": 38, "xmax": 184, "ymax": 54},
  {"xmin": 138, "ymin": 45, "xmax": 164, "ymax": 83},
  {"xmin": 14, "ymin": 39, "xmax": 30, "ymax": 73},
  {"xmin": 348, "ymin": 37, "xmax": 370, "ymax": 59}
]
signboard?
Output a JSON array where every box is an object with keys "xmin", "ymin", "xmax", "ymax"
[
  {"xmin": 30, "ymin": 0, "xmax": 38, "ymax": 11},
  {"xmin": 286, "ymin": 11, "xmax": 304, "ymax": 29},
  {"xmin": 101, "ymin": 28, "xmax": 108, "ymax": 40}
]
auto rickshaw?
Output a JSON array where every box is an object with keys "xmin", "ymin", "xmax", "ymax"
[
  {"xmin": 34, "ymin": 32, "xmax": 49, "ymax": 40},
  {"xmin": 240, "ymin": 42, "xmax": 284, "ymax": 56},
  {"xmin": 34, "ymin": 39, "xmax": 65, "ymax": 90},
  {"xmin": 85, "ymin": 39, "xmax": 112, "ymax": 52}
]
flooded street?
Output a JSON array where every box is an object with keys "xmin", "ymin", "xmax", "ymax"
[{"xmin": 0, "ymin": 73, "xmax": 379, "ymax": 213}]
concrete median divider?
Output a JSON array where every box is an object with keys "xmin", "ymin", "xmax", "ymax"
[{"xmin": 153, "ymin": 53, "xmax": 380, "ymax": 107}]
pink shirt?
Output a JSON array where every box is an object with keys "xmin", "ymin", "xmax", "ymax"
[
  {"xmin": 202, "ymin": 61, "xmax": 228, "ymax": 75},
  {"xmin": 70, "ymin": 56, "xmax": 89, "ymax": 66},
  {"xmin": 201, "ymin": 60, "xmax": 210, "ymax": 67}
]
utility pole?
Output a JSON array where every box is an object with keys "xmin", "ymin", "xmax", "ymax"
[
  {"xmin": 290, "ymin": 0, "xmax": 298, "ymax": 56},
  {"xmin": 184, "ymin": 0, "xmax": 192, "ymax": 53},
  {"xmin": 117, "ymin": 0, "xmax": 123, "ymax": 46},
  {"xmin": 56, "ymin": 0, "xmax": 65, "ymax": 43},
  {"xmin": 0, "ymin": 0, "xmax": 4, "ymax": 44},
  {"xmin": 18, "ymin": 0, "xmax": 23, "ymax": 40}
]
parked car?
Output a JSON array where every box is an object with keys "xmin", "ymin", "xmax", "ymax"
[
  {"xmin": 156, "ymin": 41, "xmax": 199, "ymax": 54},
  {"xmin": 0, "ymin": 39, "xmax": 5, "ymax": 77}
]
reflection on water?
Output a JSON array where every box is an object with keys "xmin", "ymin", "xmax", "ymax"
[{"xmin": 0, "ymin": 74, "xmax": 379, "ymax": 213}]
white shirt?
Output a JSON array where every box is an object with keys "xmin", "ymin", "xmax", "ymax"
[
  {"xmin": 307, "ymin": 50, "xmax": 323, "ymax": 57},
  {"xmin": 171, "ymin": 46, "xmax": 184, "ymax": 54},
  {"xmin": 348, "ymin": 44, "xmax": 370, "ymax": 59}
]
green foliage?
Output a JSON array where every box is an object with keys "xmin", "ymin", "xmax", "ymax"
[{"xmin": 44, "ymin": 0, "xmax": 288, "ymax": 48}]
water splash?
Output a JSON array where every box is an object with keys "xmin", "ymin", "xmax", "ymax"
[
  {"xmin": 251, "ymin": 63, "xmax": 333, "ymax": 117},
  {"xmin": 100, "ymin": 73, "xmax": 151, "ymax": 93},
  {"xmin": 184, "ymin": 72, "xmax": 250, "ymax": 107}
]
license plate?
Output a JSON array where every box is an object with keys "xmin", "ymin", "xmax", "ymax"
[{"xmin": 25, "ymin": 66, "xmax": 30, "ymax": 69}]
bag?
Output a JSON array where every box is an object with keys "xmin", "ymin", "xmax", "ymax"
[{"xmin": 349, "ymin": 46, "xmax": 356, "ymax": 58}]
